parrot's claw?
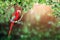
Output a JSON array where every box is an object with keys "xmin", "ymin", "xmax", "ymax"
[
  {"xmin": 10, "ymin": 20, "xmax": 14, "ymax": 22},
  {"xmin": 14, "ymin": 21, "xmax": 18, "ymax": 23},
  {"xmin": 16, "ymin": 21, "xmax": 23, "ymax": 24}
]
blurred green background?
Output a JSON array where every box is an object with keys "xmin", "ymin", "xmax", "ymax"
[{"xmin": 0, "ymin": 0, "xmax": 60, "ymax": 40}]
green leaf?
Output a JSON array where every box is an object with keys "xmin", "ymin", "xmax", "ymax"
[
  {"xmin": 44, "ymin": 32, "xmax": 50, "ymax": 37},
  {"xmin": 17, "ymin": 0, "xmax": 21, "ymax": 2},
  {"xmin": 23, "ymin": 25, "xmax": 29, "ymax": 33},
  {"xmin": 40, "ymin": 0, "xmax": 46, "ymax": 3}
]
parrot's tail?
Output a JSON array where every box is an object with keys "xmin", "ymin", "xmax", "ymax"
[{"xmin": 8, "ymin": 22, "xmax": 14, "ymax": 36}]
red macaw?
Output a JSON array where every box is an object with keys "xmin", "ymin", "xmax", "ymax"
[{"xmin": 8, "ymin": 5, "xmax": 22, "ymax": 36}]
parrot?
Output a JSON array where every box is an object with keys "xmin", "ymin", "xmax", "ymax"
[{"xmin": 8, "ymin": 4, "xmax": 22, "ymax": 36}]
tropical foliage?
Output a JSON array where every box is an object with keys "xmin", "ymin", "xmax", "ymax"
[{"xmin": 0, "ymin": 0, "xmax": 60, "ymax": 40}]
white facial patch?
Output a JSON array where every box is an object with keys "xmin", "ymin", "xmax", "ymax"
[{"xmin": 17, "ymin": 10, "xmax": 21, "ymax": 13}]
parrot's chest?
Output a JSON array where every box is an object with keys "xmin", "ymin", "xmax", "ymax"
[{"xmin": 14, "ymin": 12, "xmax": 20, "ymax": 21}]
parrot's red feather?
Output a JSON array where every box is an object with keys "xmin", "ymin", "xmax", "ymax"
[
  {"xmin": 8, "ymin": 22, "xmax": 14, "ymax": 36},
  {"xmin": 8, "ymin": 5, "xmax": 22, "ymax": 36}
]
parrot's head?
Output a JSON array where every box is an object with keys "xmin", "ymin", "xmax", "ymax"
[{"xmin": 14, "ymin": 3, "xmax": 22, "ymax": 13}]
